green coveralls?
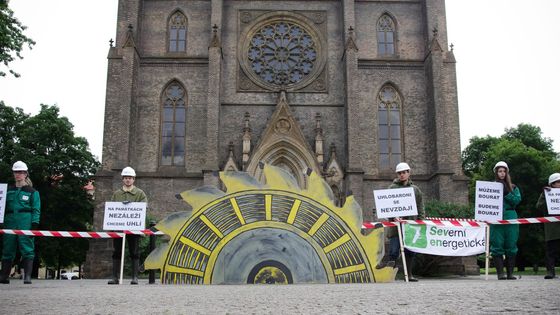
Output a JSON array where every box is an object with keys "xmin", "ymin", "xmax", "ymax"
[
  {"xmin": 2, "ymin": 185, "xmax": 41, "ymax": 260},
  {"xmin": 490, "ymin": 186, "xmax": 521, "ymax": 256}
]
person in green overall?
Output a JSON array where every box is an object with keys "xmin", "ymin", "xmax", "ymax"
[
  {"xmin": 107, "ymin": 166, "xmax": 147, "ymax": 285},
  {"xmin": 536, "ymin": 172, "xmax": 560, "ymax": 279},
  {"xmin": 491, "ymin": 161, "xmax": 522, "ymax": 280},
  {"xmin": 0, "ymin": 161, "xmax": 41, "ymax": 284}
]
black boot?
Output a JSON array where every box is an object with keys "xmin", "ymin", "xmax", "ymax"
[
  {"xmin": 545, "ymin": 253, "xmax": 556, "ymax": 279},
  {"xmin": 375, "ymin": 258, "xmax": 396, "ymax": 269},
  {"xmin": 545, "ymin": 269, "xmax": 555, "ymax": 279},
  {"xmin": 107, "ymin": 259, "xmax": 120, "ymax": 285},
  {"xmin": 506, "ymin": 255, "xmax": 517, "ymax": 280},
  {"xmin": 23, "ymin": 259, "xmax": 33, "ymax": 284},
  {"xmin": 405, "ymin": 255, "xmax": 418, "ymax": 282},
  {"xmin": 0, "ymin": 260, "xmax": 12, "ymax": 284},
  {"xmin": 130, "ymin": 259, "xmax": 139, "ymax": 285},
  {"xmin": 494, "ymin": 255, "xmax": 507, "ymax": 280}
]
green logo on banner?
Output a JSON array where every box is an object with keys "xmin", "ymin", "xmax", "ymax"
[{"xmin": 404, "ymin": 224, "xmax": 427, "ymax": 248}]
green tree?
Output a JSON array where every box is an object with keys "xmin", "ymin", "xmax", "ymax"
[
  {"xmin": 0, "ymin": 101, "xmax": 27, "ymax": 177},
  {"xmin": 0, "ymin": 2, "xmax": 35, "ymax": 77},
  {"xmin": 462, "ymin": 123, "xmax": 560, "ymax": 269},
  {"xmin": 0, "ymin": 103, "xmax": 100, "ymax": 275},
  {"xmin": 503, "ymin": 123, "xmax": 555, "ymax": 155},
  {"xmin": 461, "ymin": 136, "xmax": 499, "ymax": 177}
]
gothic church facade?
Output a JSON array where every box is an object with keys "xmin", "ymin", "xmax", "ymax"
[{"xmin": 85, "ymin": 0, "xmax": 468, "ymax": 277}]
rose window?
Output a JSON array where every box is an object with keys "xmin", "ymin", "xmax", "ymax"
[{"xmin": 247, "ymin": 22, "xmax": 317, "ymax": 86}]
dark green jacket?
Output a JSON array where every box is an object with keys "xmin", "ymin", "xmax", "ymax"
[
  {"xmin": 111, "ymin": 186, "xmax": 147, "ymax": 203},
  {"xmin": 503, "ymin": 186, "xmax": 521, "ymax": 211},
  {"xmin": 5, "ymin": 185, "xmax": 41, "ymax": 229},
  {"xmin": 386, "ymin": 178, "xmax": 424, "ymax": 238},
  {"xmin": 536, "ymin": 192, "xmax": 560, "ymax": 241}
]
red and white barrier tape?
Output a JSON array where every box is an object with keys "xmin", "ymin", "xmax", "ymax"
[
  {"xmin": 2, "ymin": 216, "xmax": 559, "ymax": 236},
  {"xmin": 486, "ymin": 216, "xmax": 560, "ymax": 225},
  {"xmin": 362, "ymin": 216, "xmax": 560, "ymax": 229},
  {"xmin": 362, "ymin": 221, "xmax": 397, "ymax": 229},
  {"xmin": 361, "ymin": 219, "xmax": 482, "ymax": 229},
  {"xmin": 0, "ymin": 229, "xmax": 164, "ymax": 238},
  {"xmin": 425, "ymin": 217, "xmax": 478, "ymax": 222}
]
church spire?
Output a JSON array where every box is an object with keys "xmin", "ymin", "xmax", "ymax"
[
  {"xmin": 242, "ymin": 112, "xmax": 252, "ymax": 170},
  {"xmin": 315, "ymin": 113, "xmax": 324, "ymax": 166}
]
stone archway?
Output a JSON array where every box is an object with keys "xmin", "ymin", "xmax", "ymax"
[
  {"xmin": 248, "ymin": 142, "xmax": 313, "ymax": 188},
  {"xmin": 245, "ymin": 92, "xmax": 321, "ymax": 189}
]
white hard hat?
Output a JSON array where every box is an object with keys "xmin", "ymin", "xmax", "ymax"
[
  {"xmin": 549, "ymin": 173, "xmax": 560, "ymax": 185},
  {"xmin": 12, "ymin": 161, "xmax": 28, "ymax": 172},
  {"xmin": 121, "ymin": 166, "xmax": 136, "ymax": 177},
  {"xmin": 493, "ymin": 161, "xmax": 509, "ymax": 173},
  {"xmin": 395, "ymin": 162, "xmax": 411, "ymax": 173}
]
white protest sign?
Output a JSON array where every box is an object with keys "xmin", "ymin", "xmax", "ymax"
[
  {"xmin": 475, "ymin": 181, "xmax": 503, "ymax": 221},
  {"xmin": 103, "ymin": 202, "xmax": 147, "ymax": 231},
  {"xmin": 0, "ymin": 184, "xmax": 7, "ymax": 224},
  {"xmin": 403, "ymin": 223, "xmax": 486, "ymax": 256},
  {"xmin": 544, "ymin": 188, "xmax": 560, "ymax": 215},
  {"xmin": 374, "ymin": 187, "xmax": 418, "ymax": 219}
]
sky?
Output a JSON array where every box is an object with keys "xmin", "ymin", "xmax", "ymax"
[{"xmin": 2, "ymin": 0, "xmax": 560, "ymax": 161}]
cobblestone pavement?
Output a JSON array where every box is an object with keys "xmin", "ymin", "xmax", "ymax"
[{"xmin": 1, "ymin": 276, "xmax": 559, "ymax": 314}]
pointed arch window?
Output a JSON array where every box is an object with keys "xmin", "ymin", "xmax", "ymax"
[
  {"xmin": 378, "ymin": 85, "xmax": 402, "ymax": 170},
  {"xmin": 377, "ymin": 15, "xmax": 395, "ymax": 56},
  {"xmin": 168, "ymin": 11, "xmax": 187, "ymax": 52},
  {"xmin": 161, "ymin": 82, "xmax": 186, "ymax": 166}
]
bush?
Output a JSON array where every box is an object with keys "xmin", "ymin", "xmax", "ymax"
[{"xmin": 424, "ymin": 200, "xmax": 473, "ymax": 219}]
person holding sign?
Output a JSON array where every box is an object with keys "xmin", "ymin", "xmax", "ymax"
[
  {"xmin": 490, "ymin": 161, "xmax": 522, "ymax": 280},
  {"xmin": 0, "ymin": 161, "xmax": 40, "ymax": 285},
  {"xmin": 536, "ymin": 172, "xmax": 560, "ymax": 279},
  {"xmin": 379, "ymin": 162, "xmax": 424, "ymax": 281},
  {"xmin": 107, "ymin": 167, "xmax": 147, "ymax": 285}
]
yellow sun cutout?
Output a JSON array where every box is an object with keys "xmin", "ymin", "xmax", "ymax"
[{"xmin": 144, "ymin": 164, "xmax": 396, "ymax": 284}]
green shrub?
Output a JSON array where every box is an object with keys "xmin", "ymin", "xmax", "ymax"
[{"xmin": 424, "ymin": 200, "xmax": 473, "ymax": 219}]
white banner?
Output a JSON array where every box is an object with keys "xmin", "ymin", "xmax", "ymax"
[
  {"xmin": 103, "ymin": 202, "xmax": 147, "ymax": 231},
  {"xmin": 545, "ymin": 188, "xmax": 560, "ymax": 215},
  {"xmin": 0, "ymin": 184, "xmax": 7, "ymax": 224},
  {"xmin": 374, "ymin": 187, "xmax": 418, "ymax": 219},
  {"xmin": 403, "ymin": 223, "xmax": 486, "ymax": 256},
  {"xmin": 474, "ymin": 181, "xmax": 503, "ymax": 221}
]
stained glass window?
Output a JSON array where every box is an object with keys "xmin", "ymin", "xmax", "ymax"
[
  {"xmin": 169, "ymin": 12, "xmax": 187, "ymax": 52},
  {"xmin": 248, "ymin": 22, "xmax": 317, "ymax": 86},
  {"xmin": 377, "ymin": 15, "xmax": 395, "ymax": 56},
  {"xmin": 161, "ymin": 82, "xmax": 186, "ymax": 165},
  {"xmin": 378, "ymin": 85, "xmax": 402, "ymax": 170}
]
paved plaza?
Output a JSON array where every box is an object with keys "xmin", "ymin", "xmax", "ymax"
[{"xmin": 1, "ymin": 276, "xmax": 559, "ymax": 314}]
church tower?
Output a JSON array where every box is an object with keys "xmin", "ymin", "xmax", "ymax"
[{"xmin": 85, "ymin": 0, "xmax": 468, "ymax": 278}]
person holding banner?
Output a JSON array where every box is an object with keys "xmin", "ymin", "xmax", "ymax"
[
  {"xmin": 490, "ymin": 161, "xmax": 522, "ymax": 280},
  {"xmin": 380, "ymin": 162, "xmax": 424, "ymax": 281},
  {"xmin": 0, "ymin": 161, "xmax": 40, "ymax": 285},
  {"xmin": 536, "ymin": 172, "xmax": 560, "ymax": 279},
  {"xmin": 107, "ymin": 166, "xmax": 147, "ymax": 285}
]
